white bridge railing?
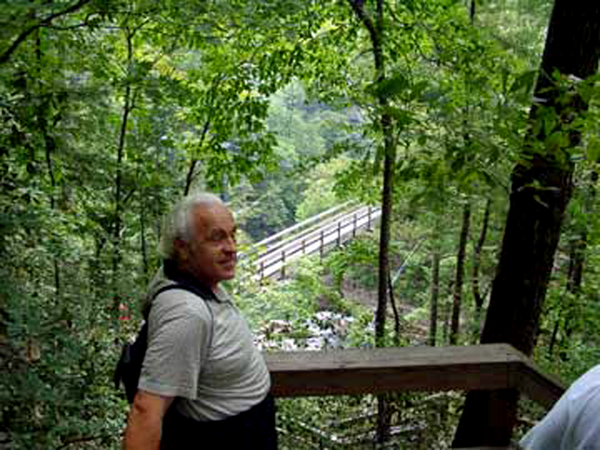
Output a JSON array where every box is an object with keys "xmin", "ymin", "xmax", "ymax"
[{"xmin": 242, "ymin": 204, "xmax": 381, "ymax": 280}]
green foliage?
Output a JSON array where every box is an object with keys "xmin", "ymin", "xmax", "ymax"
[
  {"xmin": 326, "ymin": 235, "xmax": 379, "ymax": 292},
  {"xmin": 2, "ymin": 0, "xmax": 600, "ymax": 446},
  {"xmin": 295, "ymin": 158, "xmax": 350, "ymax": 221}
]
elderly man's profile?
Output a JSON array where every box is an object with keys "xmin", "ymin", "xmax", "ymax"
[{"xmin": 122, "ymin": 193, "xmax": 277, "ymax": 450}]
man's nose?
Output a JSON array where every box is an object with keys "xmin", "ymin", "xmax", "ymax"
[{"xmin": 224, "ymin": 236, "xmax": 236, "ymax": 252}]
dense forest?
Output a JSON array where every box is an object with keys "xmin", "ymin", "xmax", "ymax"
[{"xmin": 2, "ymin": 0, "xmax": 600, "ymax": 448}]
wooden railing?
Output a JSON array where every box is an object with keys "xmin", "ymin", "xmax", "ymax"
[
  {"xmin": 249, "ymin": 202, "xmax": 356, "ymax": 256},
  {"xmin": 265, "ymin": 344, "xmax": 564, "ymax": 446},
  {"xmin": 252, "ymin": 205, "xmax": 381, "ymax": 280}
]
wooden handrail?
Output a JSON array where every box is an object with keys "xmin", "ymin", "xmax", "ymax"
[
  {"xmin": 251, "ymin": 202, "xmax": 355, "ymax": 250},
  {"xmin": 265, "ymin": 344, "xmax": 564, "ymax": 410},
  {"xmin": 254, "ymin": 207, "xmax": 359, "ymax": 260},
  {"xmin": 255, "ymin": 206, "xmax": 381, "ymax": 278}
]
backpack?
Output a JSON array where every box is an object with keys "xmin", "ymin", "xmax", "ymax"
[{"xmin": 113, "ymin": 282, "xmax": 214, "ymax": 403}]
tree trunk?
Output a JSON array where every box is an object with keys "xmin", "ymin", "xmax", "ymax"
[
  {"xmin": 472, "ymin": 199, "xmax": 491, "ymax": 313},
  {"xmin": 443, "ymin": 278, "xmax": 454, "ymax": 344},
  {"xmin": 36, "ymin": 29, "xmax": 62, "ymax": 301},
  {"xmin": 553, "ymin": 170, "xmax": 597, "ymax": 356},
  {"xmin": 450, "ymin": 202, "xmax": 471, "ymax": 345},
  {"xmin": 184, "ymin": 159, "xmax": 198, "ymax": 196},
  {"xmin": 471, "ymin": 199, "xmax": 491, "ymax": 342},
  {"xmin": 388, "ymin": 272, "xmax": 401, "ymax": 346},
  {"xmin": 429, "ymin": 247, "xmax": 441, "ymax": 347},
  {"xmin": 453, "ymin": 1, "xmax": 600, "ymax": 447},
  {"xmin": 347, "ymin": 0, "xmax": 396, "ymax": 443},
  {"xmin": 565, "ymin": 171, "xmax": 596, "ymax": 297},
  {"xmin": 183, "ymin": 107, "xmax": 211, "ymax": 195},
  {"xmin": 112, "ymin": 28, "xmax": 135, "ymax": 315},
  {"xmin": 140, "ymin": 202, "xmax": 149, "ymax": 285}
]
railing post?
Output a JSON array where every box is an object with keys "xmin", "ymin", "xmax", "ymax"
[
  {"xmin": 260, "ymin": 260, "xmax": 264, "ymax": 282},
  {"xmin": 302, "ymin": 239, "xmax": 306, "ymax": 254},
  {"xmin": 367, "ymin": 206, "xmax": 372, "ymax": 231},
  {"xmin": 337, "ymin": 221, "xmax": 342, "ymax": 247},
  {"xmin": 353, "ymin": 212, "xmax": 357, "ymax": 238},
  {"xmin": 319, "ymin": 231, "xmax": 324, "ymax": 260},
  {"xmin": 281, "ymin": 250, "xmax": 286, "ymax": 279}
]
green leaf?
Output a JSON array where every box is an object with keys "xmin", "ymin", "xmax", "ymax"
[
  {"xmin": 587, "ymin": 137, "xmax": 600, "ymax": 163},
  {"xmin": 375, "ymin": 74, "xmax": 409, "ymax": 99},
  {"xmin": 510, "ymin": 70, "xmax": 537, "ymax": 96}
]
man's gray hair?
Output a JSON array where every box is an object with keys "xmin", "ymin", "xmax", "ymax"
[{"xmin": 158, "ymin": 192, "xmax": 225, "ymax": 260}]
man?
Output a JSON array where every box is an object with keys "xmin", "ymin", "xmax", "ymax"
[
  {"xmin": 520, "ymin": 364, "xmax": 600, "ymax": 449},
  {"xmin": 123, "ymin": 193, "xmax": 276, "ymax": 449}
]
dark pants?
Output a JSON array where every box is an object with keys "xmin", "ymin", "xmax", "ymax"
[{"xmin": 161, "ymin": 394, "xmax": 278, "ymax": 449}]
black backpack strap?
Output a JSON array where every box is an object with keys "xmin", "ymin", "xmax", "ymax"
[{"xmin": 114, "ymin": 282, "xmax": 216, "ymax": 402}]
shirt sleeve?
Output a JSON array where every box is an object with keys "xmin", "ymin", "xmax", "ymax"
[{"xmin": 138, "ymin": 290, "xmax": 211, "ymax": 399}]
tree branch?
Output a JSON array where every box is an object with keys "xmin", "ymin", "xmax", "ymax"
[
  {"xmin": 0, "ymin": 0, "xmax": 92, "ymax": 65},
  {"xmin": 347, "ymin": 0, "xmax": 379, "ymax": 60}
]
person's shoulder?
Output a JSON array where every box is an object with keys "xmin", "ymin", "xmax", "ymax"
[{"xmin": 151, "ymin": 285, "xmax": 212, "ymax": 322}]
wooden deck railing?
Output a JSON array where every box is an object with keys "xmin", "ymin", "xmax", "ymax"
[{"xmin": 266, "ymin": 342, "xmax": 564, "ymax": 414}]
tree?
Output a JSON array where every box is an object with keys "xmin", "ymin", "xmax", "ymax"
[
  {"xmin": 449, "ymin": 201, "xmax": 470, "ymax": 345},
  {"xmin": 346, "ymin": 0, "xmax": 399, "ymax": 442},
  {"xmin": 453, "ymin": 1, "xmax": 600, "ymax": 446}
]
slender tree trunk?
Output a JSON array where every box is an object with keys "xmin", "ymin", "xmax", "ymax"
[
  {"xmin": 443, "ymin": 279, "xmax": 454, "ymax": 344},
  {"xmin": 183, "ymin": 109, "xmax": 211, "ymax": 195},
  {"xmin": 553, "ymin": 170, "xmax": 597, "ymax": 356},
  {"xmin": 566, "ymin": 236, "xmax": 585, "ymax": 294},
  {"xmin": 112, "ymin": 28, "xmax": 135, "ymax": 315},
  {"xmin": 472, "ymin": 199, "xmax": 491, "ymax": 313},
  {"xmin": 388, "ymin": 272, "xmax": 401, "ymax": 346},
  {"xmin": 36, "ymin": 28, "xmax": 62, "ymax": 300},
  {"xmin": 450, "ymin": 202, "xmax": 471, "ymax": 345},
  {"xmin": 347, "ymin": 0, "xmax": 396, "ymax": 349},
  {"xmin": 453, "ymin": 1, "xmax": 600, "ymax": 447},
  {"xmin": 471, "ymin": 199, "xmax": 491, "ymax": 342},
  {"xmin": 564, "ymin": 171, "xmax": 596, "ymax": 296},
  {"xmin": 429, "ymin": 247, "xmax": 441, "ymax": 347},
  {"xmin": 347, "ymin": 0, "xmax": 396, "ymax": 443},
  {"xmin": 184, "ymin": 159, "xmax": 198, "ymax": 196},
  {"xmin": 140, "ymin": 202, "xmax": 149, "ymax": 284}
]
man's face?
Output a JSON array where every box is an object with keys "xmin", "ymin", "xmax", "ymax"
[{"xmin": 182, "ymin": 203, "xmax": 237, "ymax": 290}]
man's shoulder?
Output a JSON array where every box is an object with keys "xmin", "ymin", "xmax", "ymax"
[{"xmin": 150, "ymin": 283, "xmax": 213, "ymax": 322}]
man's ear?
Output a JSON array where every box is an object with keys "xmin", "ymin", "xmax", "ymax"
[{"xmin": 173, "ymin": 239, "xmax": 189, "ymax": 264}]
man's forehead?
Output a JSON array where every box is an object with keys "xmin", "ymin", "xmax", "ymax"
[{"xmin": 192, "ymin": 203, "xmax": 235, "ymax": 228}]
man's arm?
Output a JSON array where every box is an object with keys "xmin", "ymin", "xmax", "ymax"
[{"xmin": 123, "ymin": 390, "xmax": 174, "ymax": 450}]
